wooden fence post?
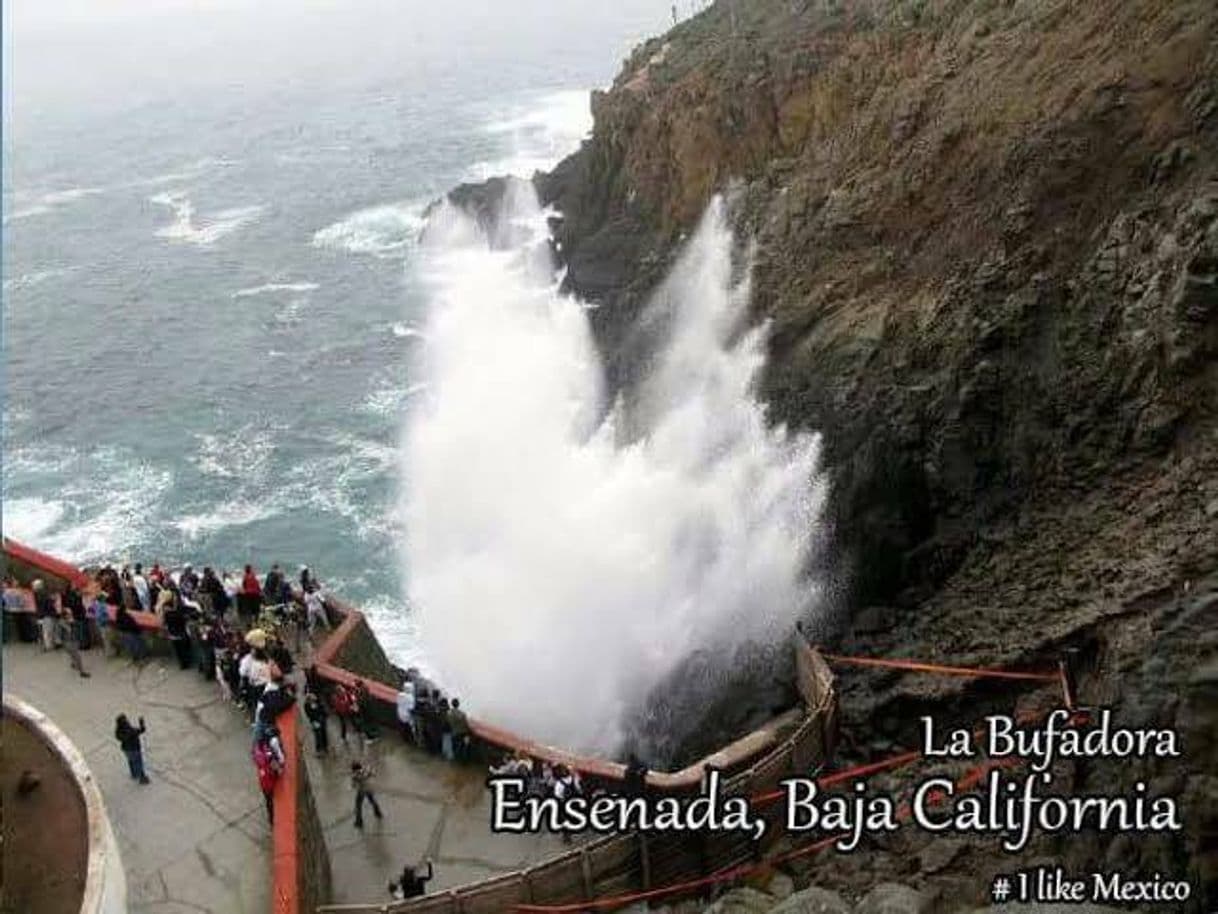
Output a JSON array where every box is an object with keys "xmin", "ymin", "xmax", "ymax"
[
  {"xmin": 580, "ymin": 847, "xmax": 593, "ymax": 901},
  {"xmin": 639, "ymin": 832, "xmax": 652, "ymax": 890},
  {"xmin": 522, "ymin": 872, "xmax": 535, "ymax": 903}
]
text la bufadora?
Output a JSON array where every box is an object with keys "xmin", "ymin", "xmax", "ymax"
[{"xmin": 489, "ymin": 710, "xmax": 1182, "ymax": 852}]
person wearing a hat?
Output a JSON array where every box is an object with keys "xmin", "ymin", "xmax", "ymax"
[{"xmin": 245, "ymin": 628, "xmax": 268, "ymax": 649}]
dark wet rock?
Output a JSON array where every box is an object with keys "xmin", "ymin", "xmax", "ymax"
[
  {"xmin": 704, "ymin": 887, "xmax": 778, "ymax": 914},
  {"xmin": 916, "ymin": 838, "xmax": 965, "ymax": 876},
  {"xmin": 854, "ymin": 883, "xmax": 932, "ymax": 914},
  {"xmin": 767, "ymin": 886, "xmax": 851, "ymax": 914},
  {"xmin": 766, "ymin": 872, "xmax": 795, "ymax": 901}
]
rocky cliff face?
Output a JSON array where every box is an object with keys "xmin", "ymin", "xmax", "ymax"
[
  {"xmin": 441, "ymin": 0, "xmax": 1216, "ymax": 906},
  {"xmin": 539, "ymin": 0, "xmax": 1217, "ymax": 615},
  {"xmin": 519, "ymin": 0, "xmax": 1217, "ymax": 907}
]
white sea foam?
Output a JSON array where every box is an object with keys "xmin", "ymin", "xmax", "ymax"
[
  {"xmin": 361, "ymin": 382, "xmax": 428, "ymax": 417},
  {"xmin": 2, "ymin": 497, "xmax": 67, "ymax": 543},
  {"xmin": 1, "ymin": 447, "xmax": 173, "ymax": 563},
  {"xmin": 3, "ymin": 186, "xmax": 103, "ymax": 224},
  {"xmin": 231, "ymin": 282, "xmax": 320, "ymax": 299},
  {"xmin": 151, "ymin": 190, "xmax": 265, "ymax": 246},
  {"xmin": 312, "ymin": 201, "xmax": 428, "ymax": 259},
  {"xmin": 391, "ymin": 323, "xmax": 426, "ymax": 340},
  {"xmin": 404, "ymin": 186, "xmax": 828, "ymax": 758},
  {"xmin": 171, "ymin": 501, "xmax": 279, "ymax": 539},
  {"xmin": 190, "ymin": 428, "xmax": 277, "ymax": 484},
  {"xmin": 280, "ymin": 438, "xmax": 397, "ymax": 544},
  {"xmin": 359, "ymin": 593, "xmax": 427, "ymax": 671}
]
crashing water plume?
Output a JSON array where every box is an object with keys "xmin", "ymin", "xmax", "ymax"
[{"xmin": 403, "ymin": 180, "xmax": 828, "ymax": 761}]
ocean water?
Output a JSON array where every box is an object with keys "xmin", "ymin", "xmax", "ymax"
[{"xmin": 2, "ymin": 0, "xmax": 675, "ymax": 663}]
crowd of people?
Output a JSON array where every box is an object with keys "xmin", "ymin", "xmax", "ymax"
[
  {"xmin": 4, "ymin": 557, "xmax": 639, "ymax": 902},
  {"xmin": 393, "ymin": 669, "xmax": 473, "ymax": 761}
]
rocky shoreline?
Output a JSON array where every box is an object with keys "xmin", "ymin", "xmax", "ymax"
[{"xmin": 437, "ymin": 0, "xmax": 1216, "ymax": 909}]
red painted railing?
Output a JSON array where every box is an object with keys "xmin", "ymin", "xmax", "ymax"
[
  {"xmin": 3, "ymin": 537, "xmax": 93, "ymax": 590},
  {"xmin": 271, "ymin": 709, "xmax": 301, "ymax": 914}
]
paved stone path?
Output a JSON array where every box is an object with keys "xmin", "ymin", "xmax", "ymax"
[
  {"xmin": 4, "ymin": 640, "xmax": 271, "ymax": 914},
  {"xmin": 305, "ymin": 728, "xmax": 567, "ymax": 906},
  {"xmin": 4, "ymin": 638, "xmax": 568, "ymax": 912}
]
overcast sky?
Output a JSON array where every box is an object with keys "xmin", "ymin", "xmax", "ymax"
[{"xmin": 4, "ymin": 0, "xmax": 677, "ymax": 130}]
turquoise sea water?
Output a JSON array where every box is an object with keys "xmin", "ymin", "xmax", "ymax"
[{"xmin": 2, "ymin": 0, "xmax": 673, "ymax": 662}]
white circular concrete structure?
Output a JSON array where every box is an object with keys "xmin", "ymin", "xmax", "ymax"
[{"xmin": 4, "ymin": 694, "xmax": 127, "ymax": 914}]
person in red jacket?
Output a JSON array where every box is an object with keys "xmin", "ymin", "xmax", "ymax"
[
  {"xmin": 331, "ymin": 682, "xmax": 357, "ymax": 745},
  {"xmin": 253, "ymin": 734, "xmax": 281, "ymax": 824},
  {"xmin": 238, "ymin": 564, "xmax": 263, "ymax": 623}
]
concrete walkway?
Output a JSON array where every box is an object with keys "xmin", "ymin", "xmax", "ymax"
[
  {"xmin": 3, "ymin": 640, "xmax": 271, "ymax": 914},
  {"xmin": 4, "ymin": 638, "xmax": 569, "ymax": 912},
  {"xmin": 305, "ymin": 727, "xmax": 568, "ymax": 906}
]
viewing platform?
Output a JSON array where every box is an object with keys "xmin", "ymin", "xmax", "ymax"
[
  {"xmin": 2, "ymin": 538, "xmax": 839, "ymax": 914},
  {"xmin": 2, "ymin": 600, "xmax": 568, "ymax": 914}
]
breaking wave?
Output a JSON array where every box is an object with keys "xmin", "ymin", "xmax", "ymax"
[{"xmin": 312, "ymin": 201, "xmax": 428, "ymax": 259}]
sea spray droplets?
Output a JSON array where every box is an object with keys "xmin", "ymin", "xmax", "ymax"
[{"xmin": 405, "ymin": 185, "xmax": 828, "ymax": 758}]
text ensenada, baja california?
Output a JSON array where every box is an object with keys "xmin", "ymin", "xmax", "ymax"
[{"xmin": 490, "ymin": 710, "xmax": 1183, "ymax": 853}]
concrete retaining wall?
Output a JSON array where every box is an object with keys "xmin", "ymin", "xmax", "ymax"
[{"xmin": 322, "ymin": 598, "xmax": 399, "ymax": 689}]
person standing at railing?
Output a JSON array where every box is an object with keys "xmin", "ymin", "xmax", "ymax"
[
  {"xmin": 179, "ymin": 564, "xmax": 200, "ymax": 600},
  {"xmin": 62, "ymin": 582, "xmax": 89, "ymax": 650},
  {"xmin": 305, "ymin": 690, "xmax": 330, "ymax": 756},
  {"xmin": 299, "ymin": 565, "xmax": 318, "ymax": 595},
  {"xmin": 331, "ymin": 681, "xmax": 357, "ymax": 745},
  {"xmin": 448, "ymin": 698, "xmax": 472, "ymax": 761},
  {"xmin": 304, "ymin": 588, "xmax": 329, "ymax": 634},
  {"xmin": 56, "ymin": 602, "xmax": 90, "ymax": 678},
  {"xmin": 163, "ymin": 596, "xmax": 193, "ymax": 671},
  {"xmin": 4, "ymin": 578, "xmax": 37, "ymax": 642},
  {"xmin": 438, "ymin": 697, "xmax": 455, "ymax": 761},
  {"xmin": 353, "ymin": 679, "xmax": 378, "ymax": 744},
  {"xmin": 222, "ymin": 570, "xmax": 240, "ymax": 616},
  {"xmin": 131, "ymin": 563, "xmax": 151, "ymax": 612},
  {"xmin": 239, "ymin": 565, "xmax": 262, "ymax": 624},
  {"xmin": 91, "ymin": 592, "xmax": 116, "ymax": 656},
  {"xmin": 395, "ymin": 680, "xmax": 417, "ymax": 745},
  {"xmin": 33, "ymin": 580, "xmax": 58, "ymax": 651},
  {"xmin": 200, "ymin": 567, "xmax": 228, "ymax": 620},
  {"xmin": 263, "ymin": 564, "xmax": 286, "ymax": 609},
  {"xmin": 115, "ymin": 603, "xmax": 148, "ymax": 662}
]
